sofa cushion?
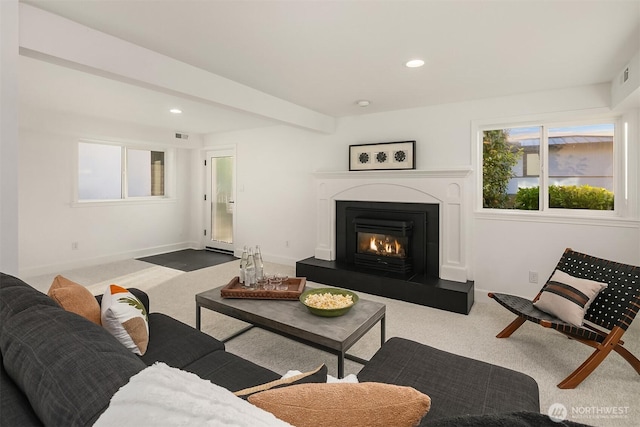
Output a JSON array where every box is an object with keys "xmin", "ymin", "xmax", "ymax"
[
  {"xmin": 140, "ymin": 312, "xmax": 225, "ymax": 367},
  {"xmin": 533, "ymin": 269, "xmax": 607, "ymax": 326},
  {"xmin": 248, "ymin": 382, "xmax": 431, "ymax": 427},
  {"xmin": 47, "ymin": 275, "xmax": 102, "ymax": 325},
  {"xmin": 183, "ymin": 348, "xmax": 281, "ymax": 392},
  {"xmin": 357, "ymin": 337, "xmax": 540, "ymax": 422},
  {"xmin": 0, "ymin": 273, "xmax": 146, "ymax": 426},
  {"xmin": 422, "ymin": 411, "xmax": 591, "ymax": 426},
  {"xmin": 101, "ymin": 284, "xmax": 149, "ymax": 355},
  {"xmin": 0, "ymin": 352, "xmax": 43, "ymax": 427}
]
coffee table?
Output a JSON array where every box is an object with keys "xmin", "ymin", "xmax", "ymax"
[{"xmin": 196, "ymin": 285, "xmax": 386, "ymax": 378}]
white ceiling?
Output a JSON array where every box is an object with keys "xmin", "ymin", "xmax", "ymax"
[{"xmin": 20, "ymin": 0, "xmax": 640, "ymax": 135}]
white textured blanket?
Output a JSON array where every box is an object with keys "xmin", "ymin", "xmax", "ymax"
[{"xmin": 94, "ymin": 362, "xmax": 292, "ymax": 427}]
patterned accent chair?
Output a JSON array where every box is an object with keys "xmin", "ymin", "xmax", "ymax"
[{"xmin": 489, "ymin": 248, "xmax": 640, "ymax": 389}]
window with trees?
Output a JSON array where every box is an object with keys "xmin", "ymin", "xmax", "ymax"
[
  {"xmin": 481, "ymin": 121, "xmax": 615, "ymax": 211},
  {"xmin": 78, "ymin": 141, "xmax": 165, "ymax": 201}
]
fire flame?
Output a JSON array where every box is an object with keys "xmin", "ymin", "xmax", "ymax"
[{"xmin": 369, "ymin": 236, "xmax": 404, "ymax": 256}]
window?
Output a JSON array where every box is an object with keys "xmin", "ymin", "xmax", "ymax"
[
  {"xmin": 481, "ymin": 120, "xmax": 615, "ymax": 211},
  {"xmin": 127, "ymin": 149, "xmax": 165, "ymax": 197},
  {"xmin": 78, "ymin": 141, "xmax": 166, "ymax": 201}
]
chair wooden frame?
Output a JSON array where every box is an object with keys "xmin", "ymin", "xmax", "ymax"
[{"xmin": 489, "ymin": 248, "xmax": 640, "ymax": 389}]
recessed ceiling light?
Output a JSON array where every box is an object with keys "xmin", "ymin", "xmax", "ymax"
[
  {"xmin": 356, "ymin": 100, "xmax": 371, "ymax": 107},
  {"xmin": 405, "ymin": 59, "xmax": 425, "ymax": 68},
  {"xmin": 169, "ymin": 108, "xmax": 183, "ymax": 114}
]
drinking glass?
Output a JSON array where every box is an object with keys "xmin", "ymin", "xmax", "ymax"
[
  {"xmin": 275, "ymin": 273, "xmax": 288, "ymax": 291},
  {"xmin": 263, "ymin": 275, "xmax": 276, "ymax": 291}
]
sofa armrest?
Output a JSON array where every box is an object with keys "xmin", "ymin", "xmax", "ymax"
[
  {"xmin": 95, "ymin": 288, "xmax": 150, "ymax": 313},
  {"xmin": 1, "ymin": 274, "xmax": 146, "ymax": 426}
]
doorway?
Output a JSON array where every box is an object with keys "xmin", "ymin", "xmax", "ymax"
[{"xmin": 204, "ymin": 149, "xmax": 235, "ymax": 254}]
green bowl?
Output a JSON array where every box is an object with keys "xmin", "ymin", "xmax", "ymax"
[{"xmin": 299, "ymin": 288, "xmax": 359, "ymax": 317}]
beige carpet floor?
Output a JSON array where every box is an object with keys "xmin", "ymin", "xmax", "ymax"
[{"xmin": 25, "ymin": 259, "xmax": 640, "ymax": 427}]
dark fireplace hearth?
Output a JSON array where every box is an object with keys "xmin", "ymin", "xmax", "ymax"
[{"xmin": 296, "ymin": 200, "xmax": 474, "ymax": 314}]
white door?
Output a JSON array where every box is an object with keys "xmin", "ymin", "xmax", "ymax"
[{"xmin": 204, "ymin": 149, "xmax": 235, "ymax": 253}]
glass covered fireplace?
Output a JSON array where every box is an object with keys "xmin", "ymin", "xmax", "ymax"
[
  {"xmin": 335, "ymin": 201, "xmax": 439, "ymax": 280},
  {"xmin": 353, "ymin": 218, "xmax": 413, "ymax": 274}
]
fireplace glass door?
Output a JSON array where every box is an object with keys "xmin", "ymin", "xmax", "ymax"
[
  {"xmin": 357, "ymin": 232, "xmax": 408, "ymax": 258},
  {"xmin": 352, "ymin": 218, "xmax": 413, "ymax": 274}
]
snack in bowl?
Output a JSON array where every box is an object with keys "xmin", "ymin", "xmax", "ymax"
[{"xmin": 300, "ymin": 288, "xmax": 359, "ymax": 317}]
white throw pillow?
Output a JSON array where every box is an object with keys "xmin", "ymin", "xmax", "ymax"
[
  {"xmin": 101, "ymin": 284, "xmax": 149, "ymax": 355},
  {"xmin": 533, "ymin": 269, "xmax": 607, "ymax": 326}
]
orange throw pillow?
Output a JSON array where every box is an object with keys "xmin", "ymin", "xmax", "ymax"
[
  {"xmin": 48, "ymin": 275, "xmax": 101, "ymax": 325},
  {"xmin": 248, "ymin": 382, "xmax": 431, "ymax": 427}
]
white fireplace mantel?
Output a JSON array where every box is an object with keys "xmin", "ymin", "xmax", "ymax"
[
  {"xmin": 313, "ymin": 167, "xmax": 472, "ymax": 283},
  {"xmin": 313, "ymin": 168, "xmax": 472, "ymax": 180}
]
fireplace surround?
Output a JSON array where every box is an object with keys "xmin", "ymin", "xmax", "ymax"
[{"xmin": 296, "ymin": 169, "xmax": 474, "ymax": 314}]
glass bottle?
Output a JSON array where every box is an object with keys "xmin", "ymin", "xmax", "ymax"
[
  {"xmin": 254, "ymin": 245, "xmax": 264, "ymax": 280},
  {"xmin": 239, "ymin": 246, "xmax": 248, "ymax": 284},
  {"xmin": 245, "ymin": 247, "xmax": 256, "ymax": 288}
]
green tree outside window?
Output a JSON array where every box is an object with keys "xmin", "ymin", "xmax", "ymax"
[{"xmin": 482, "ymin": 129, "xmax": 523, "ymax": 208}]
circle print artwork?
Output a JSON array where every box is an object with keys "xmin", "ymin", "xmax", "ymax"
[
  {"xmin": 358, "ymin": 152, "xmax": 370, "ymax": 164},
  {"xmin": 394, "ymin": 150, "xmax": 407, "ymax": 162},
  {"xmin": 376, "ymin": 151, "xmax": 388, "ymax": 163}
]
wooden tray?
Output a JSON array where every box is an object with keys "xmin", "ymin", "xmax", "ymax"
[{"xmin": 220, "ymin": 276, "xmax": 306, "ymax": 300}]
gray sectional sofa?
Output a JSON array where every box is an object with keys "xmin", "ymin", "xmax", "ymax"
[{"xmin": 1, "ymin": 272, "xmax": 558, "ymax": 426}]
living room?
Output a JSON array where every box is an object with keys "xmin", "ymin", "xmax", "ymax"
[
  {"xmin": 2, "ymin": 1, "xmax": 638, "ymax": 290},
  {"xmin": 1, "ymin": 1, "xmax": 639, "ymax": 425}
]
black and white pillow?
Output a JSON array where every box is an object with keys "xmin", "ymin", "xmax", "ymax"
[{"xmin": 533, "ymin": 269, "xmax": 608, "ymax": 326}]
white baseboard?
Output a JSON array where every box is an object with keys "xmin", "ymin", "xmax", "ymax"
[
  {"xmin": 231, "ymin": 248, "xmax": 298, "ymax": 268},
  {"xmin": 473, "ymin": 286, "xmax": 536, "ymax": 304},
  {"xmin": 20, "ymin": 242, "xmax": 194, "ymax": 278},
  {"xmin": 264, "ymin": 254, "xmax": 298, "ymax": 267},
  {"xmin": 473, "ymin": 287, "xmax": 493, "ymax": 303}
]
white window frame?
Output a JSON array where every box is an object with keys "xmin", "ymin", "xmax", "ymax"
[
  {"xmin": 473, "ymin": 112, "xmax": 628, "ymax": 220},
  {"xmin": 74, "ymin": 139, "xmax": 175, "ymax": 205}
]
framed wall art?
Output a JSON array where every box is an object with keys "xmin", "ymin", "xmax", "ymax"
[{"xmin": 349, "ymin": 141, "xmax": 416, "ymax": 171}]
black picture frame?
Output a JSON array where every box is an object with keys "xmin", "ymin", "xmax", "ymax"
[{"xmin": 349, "ymin": 141, "xmax": 416, "ymax": 171}]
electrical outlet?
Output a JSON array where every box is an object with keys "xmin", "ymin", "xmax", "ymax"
[
  {"xmin": 71, "ymin": 242, "xmax": 79, "ymax": 250},
  {"xmin": 529, "ymin": 271, "xmax": 538, "ymax": 284}
]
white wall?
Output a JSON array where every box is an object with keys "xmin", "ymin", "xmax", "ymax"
[
  {"xmin": 18, "ymin": 107, "xmax": 199, "ymax": 276},
  {"xmin": 202, "ymin": 126, "xmax": 321, "ymax": 264},
  {"xmin": 203, "ymin": 83, "xmax": 640, "ymax": 298},
  {"xmin": 473, "ymin": 216, "xmax": 640, "ymax": 300},
  {"xmin": 17, "ymin": 81, "xmax": 640, "ymax": 301},
  {"xmin": 1, "ymin": 0, "xmax": 19, "ymax": 275}
]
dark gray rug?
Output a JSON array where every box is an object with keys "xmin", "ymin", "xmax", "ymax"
[{"xmin": 137, "ymin": 249, "xmax": 236, "ymax": 272}]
